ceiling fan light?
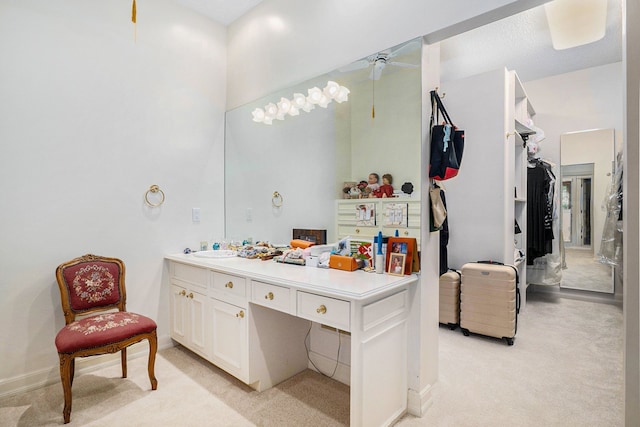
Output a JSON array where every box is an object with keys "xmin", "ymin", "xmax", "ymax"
[
  {"xmin": 251, "ymin": 108, "xmax": 265, "ymax": 123},
  {"xmin": 545, "ymin": 0, "xmax": 607, "ymax": 50},
  {"xmin": 263, "ymin": 116, "xmax": 273, "ymax": 125}
]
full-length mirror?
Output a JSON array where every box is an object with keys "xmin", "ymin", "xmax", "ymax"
[
  {"xmin": 224, "ymin": 38, "xmax": 422, "ymax": 244},
  {"xmin": 560, "ymin": 128, "xmax": 615, "ymax": 293}
]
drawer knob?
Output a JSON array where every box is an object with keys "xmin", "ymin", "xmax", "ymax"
[
  {"xmin": 265, "ymin": 292, "xmax": 274, "ymax": 300},
  {"xmin": 188, "ymin": 293, "xmax": 194, "ymax": 299},
  {"xmin": 225, "ymin": 281, "xmax": 234, "ymax": 289},
  {"xmin": 316, "ymin": 304, "xmax": 327, "ymax": 315},
  {"xmin": 236, "ymin": 310, "xmax": 245, "ymax": 318},
  {"xmin": 355, "ymin": 228, "xmax": 360, "ymax": 234},
  {"xmin": 179, "ymin": 290, "xmax": 186, "ymax": 296},
  {"xmin": 404, "ymin": 231, "xmax": 409, "ymax": 236}
]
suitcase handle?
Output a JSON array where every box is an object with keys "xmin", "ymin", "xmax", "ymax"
[{"xmin": 476, "ymin": 261, "xmax": 519, "ymax": 286}]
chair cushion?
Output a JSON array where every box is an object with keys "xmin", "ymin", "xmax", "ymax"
[{"xmin": 56, "ymin": 312, "xmax": 157, "ymax": 354}]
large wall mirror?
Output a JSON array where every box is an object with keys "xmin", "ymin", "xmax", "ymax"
[
  {"xmin": 560, "ymin": 128, "xmax": 616, "ymax": 293},
  {"xmin": 224, "ymin": 38, "xmax": 422, "ymax": 244}
]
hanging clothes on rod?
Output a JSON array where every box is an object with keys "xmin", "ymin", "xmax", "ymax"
[{"xmin": 527, "ymin": 158, "xmax": 556, "ymax": 265}]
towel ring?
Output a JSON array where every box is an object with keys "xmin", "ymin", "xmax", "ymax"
[
  {"xmin": 145, "ymin": 185, "xmax": 165, "ymax": 207},
  {"xmin": 272, "ymin": 191, "xmax": 283, "ymax": 208}
]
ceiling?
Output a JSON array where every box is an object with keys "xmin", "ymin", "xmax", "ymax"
[
  {"xmin": 176, "ymin": 0, "xmax": 623, "ymax": 83},
  {"xmin": 175, "ymin": 0, "xmax": 264, "ymax": 26}
]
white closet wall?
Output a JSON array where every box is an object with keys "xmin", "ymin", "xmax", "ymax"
[{"xmin": 440, "ymin": 68, "xmax": 533, "ymax": 308}]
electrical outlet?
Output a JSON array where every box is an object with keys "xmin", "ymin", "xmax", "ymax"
[{"xmin": 192, "ymin": 207, "xmax": 201, "ymax": 222}]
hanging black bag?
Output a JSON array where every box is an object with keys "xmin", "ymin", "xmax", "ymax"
[{"xmin": 429, "ymin": 90, "xmax": 465, "ymax": 181}]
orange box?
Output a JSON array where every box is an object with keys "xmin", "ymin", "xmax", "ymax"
[{"xmin": 329, "ymin": 255, "xmax": 358, "ymax": 271}]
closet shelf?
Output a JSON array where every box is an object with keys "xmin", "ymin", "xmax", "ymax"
[{"xmin": 515, "ymin": 119, "xmax": 536, "ymax": 137}]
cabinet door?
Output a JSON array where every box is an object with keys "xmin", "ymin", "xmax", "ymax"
[
  {"xmin": 210, "ymin": 298, "xmax": 248, "ymax": 380},
  {"xmin": 170, "ymin": 284, "xmax": 188, "ymax": 344},
  {"xmin": 188, "ymin": 289, "xmax": 208, "ymax": 356}
]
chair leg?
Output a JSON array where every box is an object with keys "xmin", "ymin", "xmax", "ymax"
[
  {"xmin": 58, "ymin": 353, "xmax": 73, "ymax": 424},
  {"xmin": 121, "ymin": 348, "xmax": 127, "ymax": 378},
  {"xmin": 148, "ymin": 330, "xmax": 158, "ymax": 390},
  {"xmin": 70, "ymin": 358, "xmax": 75, "ymax": 387}
]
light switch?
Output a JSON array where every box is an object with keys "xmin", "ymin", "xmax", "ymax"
[{"xmin": 192, "ymin": 207, "xmax": 201, "ymax": 222}]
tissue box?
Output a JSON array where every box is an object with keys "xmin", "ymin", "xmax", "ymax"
[{"xmin": 329, "ymin": 255, "xmax": 358, "ymax": 271}]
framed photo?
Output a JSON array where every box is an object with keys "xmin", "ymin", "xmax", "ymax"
[
  {"xmin": 388, "ymin": 253, "xmax": 406, "ymax": 276},
  {"xmin": 355, "ymin": 203, "xmax": 376, "ymax": 226},
  {"xmin": 386, "ymin": 237, "xmax": 419, "ymax": 275},
  {"xmin": 384, "ymin": 203, "xmax": 408, "ymax": 227},
  {"xmin": 349, "ymin": 238, "xmax": 373, "ymax": 268}
]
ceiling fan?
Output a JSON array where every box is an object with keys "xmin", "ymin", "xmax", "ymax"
[{"xmin": 339, "ymin": 40, "xmax": 420, "ymax": 80}]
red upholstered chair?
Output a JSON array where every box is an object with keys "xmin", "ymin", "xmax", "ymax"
[{"xmin": 54, "ymin": 254, "xmax": 158, "ymax": 424}]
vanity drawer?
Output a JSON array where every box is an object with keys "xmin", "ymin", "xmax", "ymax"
[
  {"xmin": 337, "ymin": 225, "xmax": 378, "ymax": 239},
  {"xmin": 297, "ymin": 292, "xmax": 350, "ymax": 332},
  {"xmin": 211, "ymin": 272, "xmax": 247, "ymax": 306},
  {"xmin": 251, "ymin": 281, "xmax": 291, "ymax": 314},
  {"xmin": 171, "ymin": 262, "xmax": 208, "ymax": 292}
]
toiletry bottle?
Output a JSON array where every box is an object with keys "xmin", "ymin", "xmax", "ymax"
[{"xmin": 375, "ymin": 232, "xmax": 384, "ymax": 274}]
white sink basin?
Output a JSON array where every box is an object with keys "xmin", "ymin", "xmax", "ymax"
[{"xmin": 192, "ymin": 250, "xmax": 237, "ymax": 258}]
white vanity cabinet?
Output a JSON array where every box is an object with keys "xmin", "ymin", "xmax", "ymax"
[
  {"xmin": 169, "ymin": 264, "xmax": 209, "ymax": 359},
  {"xmin": 165, "ymin": 254, "xmax": 417, "ymax": 427},
  {"xmin": 335, "ymin": 198, "xmax": 421, "ymax": 244}
]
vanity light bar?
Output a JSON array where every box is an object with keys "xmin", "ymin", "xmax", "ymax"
[{"xmin": 251, "ymin": 81, "xmax": 350, "ymax": 125}]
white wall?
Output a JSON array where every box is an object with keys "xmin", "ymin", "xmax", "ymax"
[{"xmin": 0, "ymin": 0, "xmax": 226, "ymax": 394}]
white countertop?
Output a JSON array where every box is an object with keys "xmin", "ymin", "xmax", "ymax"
[{"xmin": 166, "ymin": 253, "xmax": 418, "ymax": 302}]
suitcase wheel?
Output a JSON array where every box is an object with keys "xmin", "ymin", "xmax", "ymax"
[
  {"xmin": 448, "ymin": 323, "xmax": 457, "ymax": 331},
  {"xmin": 461, "ymin": 328, "xmax": 470, "ymax": 337},
  {"xmin": 504, "ymin": 337, "xmax": 514, "ymax": 346}
]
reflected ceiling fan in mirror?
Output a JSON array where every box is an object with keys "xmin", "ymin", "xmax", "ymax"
[
  {"xmin": 339, "ymin": 40, "xmax": 420, "ymax": 80},
  {"xmin": 339, "ymin": 39, "xmax": 420, "ymax": 118}
]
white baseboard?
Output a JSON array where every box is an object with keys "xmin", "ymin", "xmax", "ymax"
[
  {"xmin": 306, "ymin": 350, "xmax": 351, "ymax": 386},
  {"xmin": 0, "ymin": 334, "xmax": 174, "ymax": 399},
  {"xmin": 407, "ymin": 383, "xmax": 434, "ymax": 417}
]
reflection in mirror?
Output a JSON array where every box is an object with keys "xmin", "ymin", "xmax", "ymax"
[
  {"xmin": 224, "ymin": 38, "xmax": 422, "ymax": 244},
  {"xmin": 560, "ymin": 128, "xmax": 615, "ymax": 293}
]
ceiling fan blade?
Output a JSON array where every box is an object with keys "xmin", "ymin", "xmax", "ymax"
[
  {"xmin": 338, "ymin": 59, "xmax": 371, "ymax": 73},
  {"xmin": 388, "ymin": 61, "xmax": 419, "ymax": 69},
  {"xmin": 387, "ymin": 39, "xmax": 421, "ymax": 58}
]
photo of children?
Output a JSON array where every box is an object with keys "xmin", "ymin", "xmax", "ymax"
[
  {"xmin": 391, "ymin": 242, "xmax": 407, "ymax": 254},
  {"xmin": 388, "ymin": 253, "xmax": 406, "ymax": 276}
]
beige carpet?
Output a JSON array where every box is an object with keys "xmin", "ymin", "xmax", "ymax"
[{"xmin": 0, "ymin": 292, "xmax": 623, "ymax": 426}]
